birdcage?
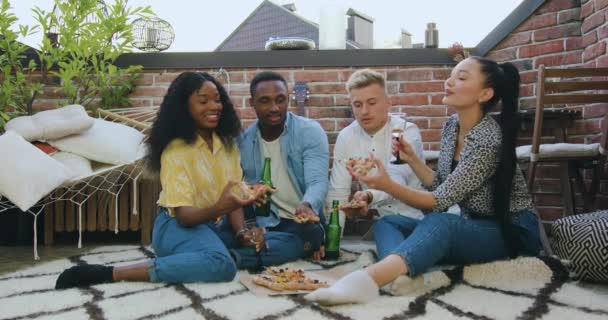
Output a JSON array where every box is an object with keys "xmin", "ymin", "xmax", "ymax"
[{"xmin": 132, "ymin": 16, "xmax": 175, "ymax": 52}]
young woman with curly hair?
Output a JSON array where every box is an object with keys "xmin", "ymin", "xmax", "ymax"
[{"xmin": 55, "ymin": 72, "xmax": 263, "ymax": 288}]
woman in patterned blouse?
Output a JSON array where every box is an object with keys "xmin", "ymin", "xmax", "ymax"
[
  {"xmin": 55, "ymin": 72, "xmax": 265, "ymax": 289},
  {"xmin": 306, "ymin": 57, "xmax": 544, "ymax": 305}
]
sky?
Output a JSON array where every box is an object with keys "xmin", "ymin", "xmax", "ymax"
[{"xmin": 11, "ymin": 0, "xmax": 523, "ymax": 52}]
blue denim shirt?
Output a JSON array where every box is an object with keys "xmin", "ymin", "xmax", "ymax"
[{"xmin": 238, "ymin": 112, "xmax": 329, "ymax": 228}]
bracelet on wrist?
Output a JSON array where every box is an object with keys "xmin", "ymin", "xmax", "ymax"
[{"xmin": 236, "ymin": 228, "xmax": 249, "ymax": 239}]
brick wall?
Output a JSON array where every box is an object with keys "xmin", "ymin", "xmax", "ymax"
[
  {"xmin": 29, "ymin": 0, "xmax": 607, "ymax": 220},
  {"xmin": 126, "ymin": 66, "xmax": 453, "ymax": 155},
  {"xmin": 486, "ymin": 0, "xmax": 608, "ymax": 219}
]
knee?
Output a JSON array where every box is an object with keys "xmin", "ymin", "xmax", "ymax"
[
  {"xmin": 272, "ymin": 234, "xmax": 305, "ymax": 260},
  {"xmin": 420, "ymin": 213, "xmax": 451, "ymax": 233},
  {"xmin": 373, "ymin": 215, "xmax": 401, "ymax": 232},
  {"xmin": 306, "ymin": 224, "xmax": 324, "ymax": 244},
  {"xmin": 205, "ymin": 251, "xmax": 237, "ymax": 281}
]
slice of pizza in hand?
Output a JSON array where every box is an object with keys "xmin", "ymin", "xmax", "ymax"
[
  {"xmin": 251, "ymin": 267, "xmax": 329, "ymax": 292},
  {"xmin": 231, "ymin": 181, "xmax": 253, "ymax": 200},
  {"xmin": 343, "ymin": 157, "xmax": 375, "ymax": 176},
  {"xmin": 252, "ymin": 184, "xmax": 278, "ymax": 206},
  {"xmin": 294, "ymin": 212, "xmax": 321, "ymax": 224},
  {"xmin": 232, "ymin": 182, "xmax": 278, "ymax": 201},
  {"xmin": 256, "ymin": 184, "xmax": 278, "ymax": 195},
  {"xmin": 339, "ymin": 199, "xmax": 367, "ymax": 210}
]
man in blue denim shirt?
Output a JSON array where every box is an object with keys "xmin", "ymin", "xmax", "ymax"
[{"xmin": 215, "ymin": 71, "xmax": 329, "ymax": 269}]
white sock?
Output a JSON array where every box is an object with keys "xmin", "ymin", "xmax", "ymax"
[{"xmin": 304, "ymin": 270, "xmax": 379, "ymax": 305}]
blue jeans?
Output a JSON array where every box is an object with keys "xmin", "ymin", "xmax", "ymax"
[
  {"xmin": 215, "ymin": 218, "xmax": 324, "ymax": 269},
  {"xmin": 149, "ymin": 208, "xmax": 237, "ymax": 283},
  {"xmin": 372, "ymin": 210, "xmax": 542, "ymax": 277}
]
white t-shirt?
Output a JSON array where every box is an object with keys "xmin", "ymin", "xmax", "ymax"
[{"xmin": 259, "ymin": 136, "xmax": 300, "ymax": 220}]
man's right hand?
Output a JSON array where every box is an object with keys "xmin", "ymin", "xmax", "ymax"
[{"xmin": 341, "ymin": 191, "xmax": 371, "ymax": 217}]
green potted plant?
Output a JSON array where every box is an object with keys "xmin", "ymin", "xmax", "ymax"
[{"xmin": 33, "ymin": 0, "xmax": 152, "ymax": 111}]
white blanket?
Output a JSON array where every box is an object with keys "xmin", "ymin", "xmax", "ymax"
[{"xmin": 1, "ymin": 243, "xmax": 607, "ymax": 320}]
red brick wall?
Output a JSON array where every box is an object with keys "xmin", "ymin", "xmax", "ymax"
[
  {"xmin": 486, "ymin": 0, "xmax": 608, "ymax": 219},
  {"xmin": 29, "ymin": 0, "xmax": 607, "ymax": 219},
  {"xmin": 126, "ymin": 66, "xmax": 453, "ymax": 154}
]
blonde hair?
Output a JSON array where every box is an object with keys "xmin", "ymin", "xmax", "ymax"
[{"xmin": 345, "ymin": 69, "xmax": 386, "ymax": 93}]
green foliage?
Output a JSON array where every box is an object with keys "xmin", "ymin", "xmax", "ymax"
[
  {"xmin": 0, "ymin": 0, "xmax": 152, "ymax": 130},
  {"xmin": 33, "ymin": 0, "xmax": 152, "ymax": 110},
  {"xmin": 0, "ymin": 0, "xmax": 44, "ymax": 128},
  {"xmin": 99, "ymin": 72, "xmax": 140, "ymax": 108}
]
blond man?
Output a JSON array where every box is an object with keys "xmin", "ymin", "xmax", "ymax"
[{"xmin": 326, "ymin": 69, "xmax": 425, "ymax": 248}]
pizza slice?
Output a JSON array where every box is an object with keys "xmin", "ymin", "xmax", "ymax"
[
  {"xmin": 251, "ymin": 267, "xmax": 328, "ymax": 292},
  {"xmin": 231, "ymin": 182, "xmax": 277, "ymax": 201},
  {"xmin": 343, "ymin": 157, "xmax": 375, "ymax": 176},
  {"xmin": 294, "ymin": 212, "xmax": 320, "ymax": 224},
  {"xmin": 231, "ymin": 181, "xmax": 252, "ymax": 200},
  {"xmin": 339, "ymin": 199, "xmax": 367, "ymax": 210}
]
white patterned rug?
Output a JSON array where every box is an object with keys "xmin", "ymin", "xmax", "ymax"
[{"xmin": 1, "ymin": 243, "xmax": 607, "ymax": 320}]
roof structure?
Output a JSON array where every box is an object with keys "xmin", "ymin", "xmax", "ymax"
[
  {"xmin": 215, "ymin": 0, "xmax": 362, "ymax": 51},
  {"xmin": 216, "ymin": 0, "xmax": 548, "ymax": 54}
]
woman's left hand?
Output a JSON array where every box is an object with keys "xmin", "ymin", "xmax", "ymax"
[{"xmin": 347, "ymin": 156, "xmax": 392, "ymax": 191}]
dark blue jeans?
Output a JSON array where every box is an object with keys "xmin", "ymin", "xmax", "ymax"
[
  {"xmin": 215, "ymin": 218, "xmax": 324, "ymax": 269},
  {"xmin": 149, "ymin": 208, "xmax": 237, "ymax": 283},
  {"xmin": 372, "ymin": 210, "xmax": 542, "ymax": 277}
]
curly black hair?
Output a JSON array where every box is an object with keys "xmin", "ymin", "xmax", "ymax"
[{"xmin": 145, "ymin": 72, "xmax": 241, "ymax": 173}]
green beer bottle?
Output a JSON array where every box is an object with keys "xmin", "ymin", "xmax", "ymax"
[
  {"xmin": 324, "ymin": 200, "xmax": 341, "ymax": 260},
  {"xmin": 255, "ymin": 157, "xmax": 273, "ymax": 217}
]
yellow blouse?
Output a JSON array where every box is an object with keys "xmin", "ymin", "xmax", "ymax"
[{"xmin": 157, "ymin": 133, "xmax": 242, "ymax": 216}]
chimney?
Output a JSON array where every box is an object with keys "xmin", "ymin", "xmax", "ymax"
[
  {"xmin": 400, "ymin": 29, "xmax": 412, "ymax": 48},
  {"xmin": 282, "ymin": 3, "xmax": 296, "ymax": 12},
  {"xmin": 425, "ymin": 22, "xmax": 439, "ymax": 48},
  {"xmin": 346, "ymin": 8, "xmax": 374, "ymax": 49}
]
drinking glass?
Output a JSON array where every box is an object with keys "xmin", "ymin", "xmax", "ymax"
[
  {"xmin": 389, "ymin": 112, "xmax": 407, "ymax": 165},
  {"xmin": 245, "ymin": 218, "xmax": 263, "ymax": 246},
  {"xmin": 245, "ymin": 218, "xmax": 265, "ymax": 270}
]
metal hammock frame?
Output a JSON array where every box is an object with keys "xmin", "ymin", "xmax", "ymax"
[{"xmin": 0, "ymin": 106, "xmax": 159, "ymax": 259}]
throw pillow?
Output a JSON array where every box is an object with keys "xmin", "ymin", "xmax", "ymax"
[
  {"xmin": 49, "ymin": 118, "xmax": 145, "ymax": 165},
  {"xmin": 52, "ymin": 152, "xmax": 93, "ymax": 180},
  {"xmin": 5, "ymin": 105, "xmax": 94, "ymax": 142},
  {"xmin": 0, "ymin": 131, "xmax": 71, "ymax": 211}
]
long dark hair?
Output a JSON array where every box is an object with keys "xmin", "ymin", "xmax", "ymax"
[
  {"xmin": 472, "ymin": 56, "xmax": 521, "ymax": 258},
  {"xmin": 145, "ymin": 72, "xmax": 241, "ymax": 173}
]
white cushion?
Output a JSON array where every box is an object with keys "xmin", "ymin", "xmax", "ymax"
[
  {"xmin": 516, "ymin": 143, "xmax": 600, "ymax": 160},
  {"xmin": 0, "ymin": 131, "xmax": 71, "ymax": 211},
  {"xmin": 52, "ymin": 152, "xmax": 93, "ymax": 180},
  {"xmin": 4, "ymin": 117, "xmax": 41, "ymax": 142},
  {"xmin": 5, "ymin": 105, "xmax": 94, "ymax": 142},
  {"xmin": 49, "ymin": 118, "xmax": 145, "ymax": 165}
]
